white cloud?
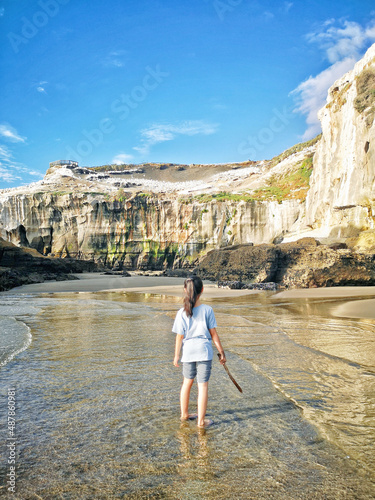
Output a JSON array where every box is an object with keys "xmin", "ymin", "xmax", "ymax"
[
  {"xmin": 0, "ymin": 159, "xmax": 43, "ymax": 184},
  {"xmin": 103, "ymin": 50, "xmax": 128, "ymax": 68},
  {"xmin": 134, "ymin": 120, "xmax": 218, "ymax": 155},
  {"xmin": 263, "ymin": 11, "xmax": 274, "ymax": 21},
  {"xmin": 112, "ymin": 153, "xmax": 134, "ymax": 165},
  {"xmin": 307, "ymin": 19, "xmax": 375, "ymax": 63},
  {"xmin": 293, "ymin": 18, "xmax": 375, "ymax": 139},
  {"xmin": 0, "ymin": 145, "xmax": 12, "ymax": 160},
  {"xmin": 32, "ymin": 81, "xmax": 48, "ymax": 94},
  {"xmin": 0, "ymin": 166, "xmax": 21, "ymax": 183},
  {"xmin": 28, "ymin": 170, "xmax": 44, "ymax": 177},
  {"xmin": 0, "ymin": 141, "xmax": 40, "ymax": 185},
  {"xmin": 283, "ymin": 2, "xmax": 293, "ymax": 13},
  {"xmin": 0, "ymin": 7, "xmax": 4, "ymax": 17},
  {"xmin": 0, "ymin": 124, "xmax": 26, "ymax": 143},
  {"xmin": 292, "ymin": 57, "xmax": 357, "ymax": 139}
]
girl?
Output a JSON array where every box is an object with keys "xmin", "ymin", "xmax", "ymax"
[{"xmin": 173, "ymin": 276, "xmax": 226, "ymax": 428}]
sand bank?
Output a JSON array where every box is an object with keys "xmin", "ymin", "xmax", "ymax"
[
  {"xmin": 274, "ymin": 286, "xmax": 375, "ymax": 320},
  {"xmin": 332, "ymin": 298, "xmax": 375, "ymax": 319},
  {"xmin": 107, "ymin": 283, "xmax": 261, "ymax": 299},
  {"xmin": 1, "ymin": 273, "xmax": 260, "ymax": 299},
  {"xmin": 273, "ymin": 286, "xmax": 375, "ymax": 299}
]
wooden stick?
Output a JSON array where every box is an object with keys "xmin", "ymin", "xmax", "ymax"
[{"xmin": 217, "ymin": 354, "xmax": 243, "ymax": 393}]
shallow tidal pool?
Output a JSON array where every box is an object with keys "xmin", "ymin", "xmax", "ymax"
[{"xmin": 0, "ymin": 289, "xmax": 374, "ymax": 499}]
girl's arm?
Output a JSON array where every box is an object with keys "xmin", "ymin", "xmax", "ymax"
[
  {"xmin": 173, "ymin": 334, "xmax": 184, "ymax": 367},
  {"xmin": 209, "ymin": 328, "xmax": 226, "ymax": 364}
]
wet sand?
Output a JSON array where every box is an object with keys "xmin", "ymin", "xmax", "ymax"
[
  {"xmin": 1, "ymin": 275, "xmax": 375, "ymax": 497},
  {"xmin": 274, "ymin": 286, "xmax": 375, "ymax": 299},
  {"xmin": 274, "ymin": 286, "xmax": 375, "ymax": 319},
  {"xmin": 4, "ymin": 274, "xmax": 375, "ymax": 318},
  {"xmin": 332, "ymin": 298, "xmax": 375, "ymax": 319},
  {"xmin": 1, "ymin": 272, "xmax": 262, "ymax": 299}
]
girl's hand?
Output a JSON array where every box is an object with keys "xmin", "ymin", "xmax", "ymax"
[
  {"xmin": 219, "ymin": 352, "xmax": 226, "ymax": 365},
  {"xmin": 173, "ymin": 356, "xmax": 180, "ymax": 367}
]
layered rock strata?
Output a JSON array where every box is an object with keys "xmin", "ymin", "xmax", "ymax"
[{"xmin": 0, "ymin": 192, "xmax": 302, "ymax": 269}]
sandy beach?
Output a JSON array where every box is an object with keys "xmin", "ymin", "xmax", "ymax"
[
  {"xmin": 1, "ymin": 272, "xmax": 261, "ymax": 299},
  {"xmin": 3, "ymin": 272, "xmax": 375, "ymax": 319}
]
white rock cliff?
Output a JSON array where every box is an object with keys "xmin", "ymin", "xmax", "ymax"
[
  {"xmin": 0, "ymin": 44, "xmax": 374, "ymax": 268},
  {"xmin": 304, "ymin": 43, "xmax": 375, "ymax": 241}
]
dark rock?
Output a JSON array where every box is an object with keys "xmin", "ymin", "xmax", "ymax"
[
  {"xmin": 217, "ymin": 281, "xmax": 278, "ymax": 291},
  {"xmin": 102, "ymin": 270, "xmax": 131, "ymax": 276},
  {"xmin": 329, "ymin": 242, "xmax": 348, "ymax": 250},
  {"xmin": 0, "ymin": 237, "xmax": 103, "ymax": 292},
  {"xmin": 163, "ymin": 269, "xmax": 193, "ymax": 278},
  {"xmin": 197, "ymin": 238, "xmax": 375, "ymax": 288}
]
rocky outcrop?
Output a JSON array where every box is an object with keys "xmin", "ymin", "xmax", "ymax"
[
  {"xmin": 303, "ymin": 44, "xmax": 375, "ymax": 242},
  {"xmin": 196, "ymin": 238, "xmax": 375, "ymax": 288},
  {"xmin": 0, "ymin": 237, "xmax": 102, "ymax": 291}
]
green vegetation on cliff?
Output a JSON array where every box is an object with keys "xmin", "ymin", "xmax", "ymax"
[
  {"xmin": 252, "ymin": 156, "xmax": 314, "ymax": 203},
  {"xmin": 179, "ymin": 155, "xmax": 314, "ymax": 205},
  {"xmin": 192, "ymin": 192, "xmax": 255, "ymax": 203},
  {"xmin": 268, "ymin": 135, "xmax": 321, "ymax": 168}
]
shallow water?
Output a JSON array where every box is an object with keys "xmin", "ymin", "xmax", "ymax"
[{"xmin": 0, "ymin": 289, "xmax": 374, "ymax": 499}]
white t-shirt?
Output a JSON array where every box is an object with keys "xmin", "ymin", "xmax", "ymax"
[{"xmin": 172, "ymin": 304, "xmax": 217, "ymax": 362}]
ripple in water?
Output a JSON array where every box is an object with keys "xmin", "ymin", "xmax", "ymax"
[{"xmin": 0, "ymin": 291, "xmax": 374, "ymax": 499}]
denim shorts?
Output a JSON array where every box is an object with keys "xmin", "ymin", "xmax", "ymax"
[{"xmin": 182, "ymin": 360, "xmax": 212, "ymax": 383}]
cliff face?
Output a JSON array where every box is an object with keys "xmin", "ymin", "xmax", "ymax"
[
  {"xmin": 305, "ymin": 44, "xmax": 375, "ymax": 242},
  {"xmin": 0, "ymin": 45, "xmax": 374, "ymax": 271},
  {"xmin": 0, "ymin": 192, "xmax": 302, "ymax": 269}
]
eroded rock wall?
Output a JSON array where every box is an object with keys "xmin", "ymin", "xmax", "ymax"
[
  {"xmin": 0, "ymin": 192, "xmax": 303, "ymax": 269},
  {"xmin": 305, "ymin": 44, "xmax": 375, "ymax": 239}
]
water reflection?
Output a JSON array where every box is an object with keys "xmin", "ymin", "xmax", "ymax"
[
  {"xmin": 0, "ymin": 290, "xmax": 374, "ymax": 498},
  {"xmin": 177, "ymin": 423, "xmax": 212, "ymax": 476}
]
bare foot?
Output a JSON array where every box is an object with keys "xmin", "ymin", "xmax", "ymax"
[
  {"xmin": 197, "ymin": 418, "xmax": 213, "ymax": 428},
  {"xmin": 180, "ymin": 413, "xmax": 198, "ymax": 421}
]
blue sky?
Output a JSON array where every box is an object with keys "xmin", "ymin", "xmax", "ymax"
[{"xmin": 1, "ymin": 0, "xmax": 375, "ymax": 188}]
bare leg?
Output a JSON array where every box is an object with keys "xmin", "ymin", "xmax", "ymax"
[
  {"xmin": 180, "ymin": 377, "xmax": 194, "ymax": 420},
  {"xmin": 197, "ymin": 382, "xmax": 209, "ymax": 427}
]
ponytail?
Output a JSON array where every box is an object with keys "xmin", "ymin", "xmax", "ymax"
[{"xmin": 183, "ymin": 276, "xmax": 203, "ymax": 317}]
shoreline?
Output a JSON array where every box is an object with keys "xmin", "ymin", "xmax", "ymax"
[
  {"xmin": 2, "ymin": 273, "xmax": 375, "ymax": 319},
  {"xmin": 0, "ymin": 272, "xmax": 261, "ymax": 299}
]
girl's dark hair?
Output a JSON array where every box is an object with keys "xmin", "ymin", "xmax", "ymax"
[{"xmin": 183, "ymin": 276, "xmax": 203, "ymax": 317}]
